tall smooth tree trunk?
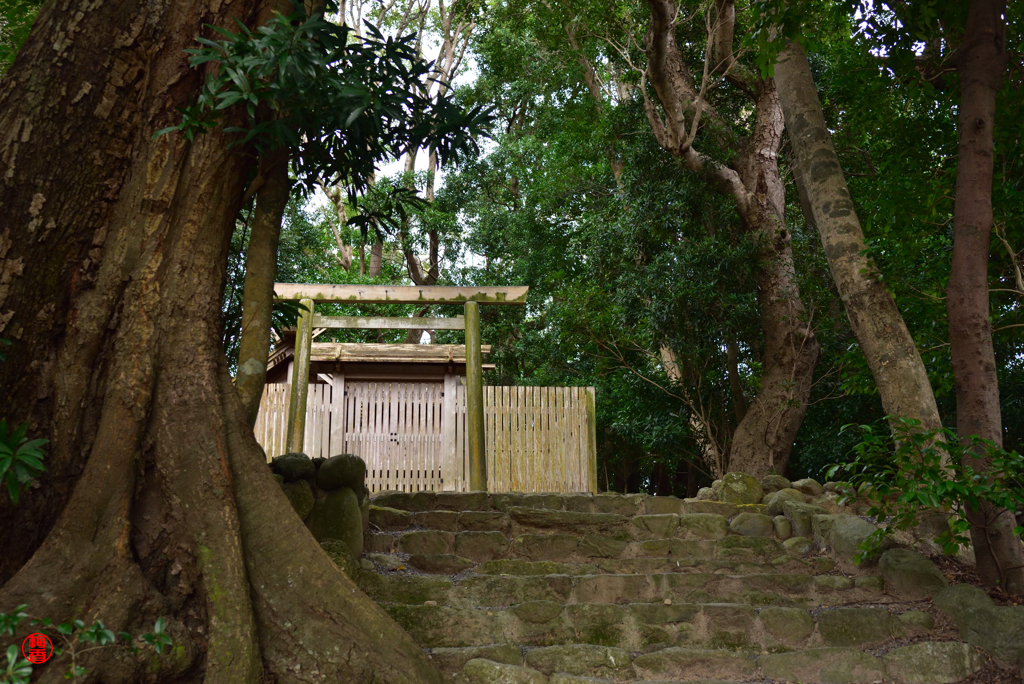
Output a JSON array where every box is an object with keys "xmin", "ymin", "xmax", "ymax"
[
  {"xmin": 949, "ymin": 0, "xmax": 1023, "ymax": 594},
  {"xmin": 235, "ymin": 153, "xmax": 291, "ymax": 426},
  {"xmin": 0, "ymin": 1, "xmax": 443, "ymax": 681},
  {"xmin": 774, "ymin": 40, "xmax": 943, "ymax": 434}
]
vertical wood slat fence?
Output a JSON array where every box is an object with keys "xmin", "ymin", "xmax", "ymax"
[{"xmin": 254, "ymin": 382, "xmax": 596, "ymax": 493}]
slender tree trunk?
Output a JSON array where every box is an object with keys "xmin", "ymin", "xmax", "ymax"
[
  {"xmin": 369, "ymin": 239, "xmax": 384, "ymax": 276},
  {"xmin": 0, "ymin": 1, "xmax": 444, "ymax": 681},
  {"xmin": 774, "ymin": 40, "xmax": 943, "ymax": 434},
  {"xmin": 235, "ymin": 153, "xmax": 291, "ymax": 426},
  {"xmin": 949, "ymin": 0, "xmax": 1023, "ymax": 594}
]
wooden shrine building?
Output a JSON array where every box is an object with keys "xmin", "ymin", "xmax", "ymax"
[{"xmin": 253, "ymin": 284, "xmax": 597, "ymax": 494}]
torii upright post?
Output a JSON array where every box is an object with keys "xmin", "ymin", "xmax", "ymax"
[
  {"xmin": 286, "ymin": 298, "xmax": 314, "ymax": 453},
  {"xmin": 464, "ymin": 300, "xmax": 487, "ymax": 491}
]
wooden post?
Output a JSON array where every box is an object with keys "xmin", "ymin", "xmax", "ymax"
[
  {"xmin": 286, "ymin": 298, "xmax": 314, "ymax": 453},
  {"xmin": 586, "ymin": 387, "xmax": 598, "ymax": 494},
  {"xmin": 465, "ymin": 300, "xmax": 487, "ymax": 491}
]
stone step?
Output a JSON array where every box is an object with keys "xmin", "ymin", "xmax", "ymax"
[
  {"xmin": 356, "ymin": 569, "xmax": 886, "ymax": 609},
  {"xmin": 368, "ymin": 505, "xmax": 781, "ymax": 542},
  {"xmin": 365, "ymin": 527, "xmax": 823, "ymax": 565},
  {"xmin": 385, "ymin": 601, "xmax": 921, "ymax": 652},
  {"xmin": 370, "ymin": 491, "xmax": 786, "ymax": 519},
  {"xmin": 453, "ymin": 639, "xmax": 986, "ymax": 684}
]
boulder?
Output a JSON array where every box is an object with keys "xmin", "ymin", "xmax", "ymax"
[
  {"xmin": 879, "ymin": 548, "xmax": 947, "ymax": 600},
  {"xmin": 758, "ymin": 606, "xmax": 814, "ymax": 646},
  {"xmin": 729, "ymin": 512, "xmax": 774, "ymax": 537},
  {"xmin": 316, "ymin": 453, "xmax": 366, "ymax": 493},
  {"xmin": 812, "ymin": 514, "xmax": 877, "ymax": 563},
  {"xmin": 694, "ymin": 486, "xmax": 716, "ymax": 501},
  {"xmin": 934, "ymin": 583, "xmax": 1024, "ymax": 670},
  {"xmin": 781, "ymin": 500, "xmax": 828, "ymax": 538},
  {"xmin": 791, "ymin": 477, "xmax": 824, "ymax": 497},
  {"xmin": 463, "ymin": 659, "xmax": 548, "ymax": 684},
  {"xmin": 718, "ymin": 472, "xmax": 763, "ymax": 504},
  {"xmin": 758, "ymin": 647, "xmax": 885, "ymax": 684},
  {"xmin": 817, "ymin": 607, "xmax": 902, "ymax": 647},
  {"xmin": 883, "ymin": 641, "xmax": 985, "ymax": 684},
  {"xmin": 760, "ymin": 474, "xmax": 791, "ymax": 494},
  {"xmin": 305, "ymin": 486, "xmax": 363, "ymax": 557},
  {"xmin": 282, "ymin": 479, "xmax": 314, "ymax": 519},
  {"xmin": 272, "ymin": 452, "xmax": 316, "ymax": 482},
  {"xmin": 773, "ymin": 515, "xmax": 792, "ymax": 540},
  {"xmin": 783, "ymin": 536, "xmax": 815, "ymax": 557},
  {"xmin": 898, "ymin": 610, "xmax": 935, "ymax": 635},
  {"xmin": 676, "ymin": 513, "xmax": 729, "ymax": 540},
  {"xmin": 764, "ymin": 489, "xmax": 804, "ymax": 516}
]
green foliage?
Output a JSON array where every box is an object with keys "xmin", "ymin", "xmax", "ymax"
[
  {"xmin": 0, "ymin": 0, "xmax": 41, "ymax": 76},
  {"xmin": 158, "ymin": 2, "xmax": 489, "ymax": 193},
  {"xmin": 827, "ymin": 418, "xmax": 1024, "ymax": 563},
  {"xmin": 0, "ymin": 418, "xmax": 47, "ymax": 505},
  {"xmin": 1, "ymin": 646, "xmax": 30, "ymax": 684},
  {"xmin": 0, "ymin": 606, "xmax": 172, "ymax": 684}
]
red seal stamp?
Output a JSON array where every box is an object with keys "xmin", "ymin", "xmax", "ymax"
[{"xmin": 22, "ymin": 632, "xmax": 53, "ymax": 664}]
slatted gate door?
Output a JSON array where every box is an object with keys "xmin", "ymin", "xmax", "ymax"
[{"xmin": 254, "ymin": 381, "xmax": 597, "ymax": 493}]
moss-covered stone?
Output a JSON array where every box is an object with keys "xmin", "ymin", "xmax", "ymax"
[
  {"xmin": 898, "ymin": 610, "xmax": 935, "ymax": 635},
  {"xmin": 879, "ymin": 548, "xmax": 948, "ymax": 599},
  {"xmin": 682, "ymin": 500, "xmax": 739, "ymax": 517},
  {"xmin": 315, "ymin": 453, "xmax": 365, "ymax": 492},
  {"xmin": 576, "ymin": 534, "xmax": 628, "ymax": 559},
  {"xmin": 633, "ymin": 647, "xmax": 756, "ymax": 680},
  {"xmin": 729, "ymin": 512, "xmax": 774, "ymax": 537},
  {"xmin": 773, "ymin": 515, "xmax": 792, "ymax": 540},
  {"xmin": 462, "ymin": 659, "xmax": 547, "ymax": 684},
  {"xmin": 428, "ymin": 645, "xmax": 522, "ymax": 678},
  {"xmin": 524, "ymin": 644, "xmax": 632, "ymax": 678},
  {"xmin": 642, "ymin": 496, "xmax": 686, "ymax": 515},
  {"xmin": 305, "ymin": 486, "xmax": 363, "ymax": 557},
  {"xmin": 676, "ymin": 514, "xmax": 729, "ymax": 540},
  {"xmin": 632, "ymin": 513, "xmax": 680, "ymax": 538},
  {"xmin": 398, "ymin": 530, "xmax": 455, "ymax": 555},
  {"xmin": 791, "ymin": 478, "xmax": 824, "ymax": 497},
  {"xmin": 282, "ymin": 478, "xmax": 314, "ymax": 519},
  {"xmin": 514, "ymin": 533, "xmax": 579, "ymax": 560},
  {"xmin": 478, "ymin": 559, "xmax": 590, "ymax": 576},
  {"xmin": 272, "ymin": 452, "xmax": 316, "ymax": 482},
  {"xmin": 758, "ymin": 647, "xmax": 885, "ymax": 684},
  {"xmin": 761, "ymin": 474, "xmax": 791, "ymax": 493},
  {"xmin": 413, "ymin": 510, "xmax": 459, "ymax": 531},
  {"xmin": 357, "ymin": 573, "xmax": 453, "ymax": 605},
  {"xmin": 783, "ymin": 536, "xmax": 815, "ymax": 557},
  {"xmin": 763, "ymin": 488, "xmax": 804, "ymax": 516},
  {"xmin": 719, "ymin": 472, "xmax": 763, "ymax": 504},
  {"xmin": 453, "ymin": 575, "xmax": 573, "ymax": 606},
  {"xmin": 817, "ymin": 607, "xmax": 902, "ymax": 647},
  {"xmin": 565, "ymin": 604, "xmax": 630, "ymax": 647},
  {"xmin": 759, "ymin": 606, "xmax": 813, "ymax": 645},
  {"xmin": 407, "ymin": 553, "xmax": 475, "ymax": 574},
  {"xmin": 368, "ymin": 505, "xmax": 413, "ymax": 531},
  {"xmin": 455, "ymin": 530, "xmax": 509, "ymax": 561},
  {"xmin": 781, "ymin": 500, "xmax": 828, "ymax": 538},
  {"xmin": 460, "ymin": 510, "xmax": 510, "ymax": 532},
  {"xmin": 883, "ymin": 641, "xmax": 985, "ymax": 684}
]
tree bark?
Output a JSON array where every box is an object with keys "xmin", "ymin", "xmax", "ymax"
[
  {"xmin": 773, "ymin": 40, "xmax": 943, "ymax": 435},
  {"xmin": 0, "ymin": 1, "xmax": 444, "ymax": 681},
  {"xmin": 235, "ymin": 153, "xmax": 292, "ymax": 426},
  {"xmin": 642, "ymin": 0, "xmax": 820, "ymax": 478},
  {"xmin": 949, "ymin": 0, "xmax": 1023, "ymax": 594}
]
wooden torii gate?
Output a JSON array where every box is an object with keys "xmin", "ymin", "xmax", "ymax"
[{"xmin": 274, "ymin": 283, "xmax": 529, "ymax": 492}]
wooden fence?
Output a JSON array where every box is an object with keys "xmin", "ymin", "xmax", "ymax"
[{"xmin": 253, "ymin": 381, "xmax": 596, "ymax": 493}]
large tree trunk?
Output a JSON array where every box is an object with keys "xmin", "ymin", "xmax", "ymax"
[
  {"xmin": 642, "ymin": 0, "xmax": 820, "ymax": 478},
  {"xmin": 0, "ymin": 1, "xmax": 443, "ymax": 681},
  {"xmin": 235, "ymin": 153, "xmax": 291, "ymax": 426},
  {"xmin": 949, "ymin": 0, "xmax": 1024, "ymax": 594},
  {"xmin": 774, "ymin": 40, "xmax": 943, "ymax": 434}
]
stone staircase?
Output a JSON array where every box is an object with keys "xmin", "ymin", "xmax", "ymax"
[{"xmin": 352, "ymin": 491, "xmax": 985, "ymax": 683}]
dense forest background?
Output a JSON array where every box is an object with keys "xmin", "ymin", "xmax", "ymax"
[{"xmin": 3, "ymin": 0, "xmax": 1020, "ymax": 493}]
